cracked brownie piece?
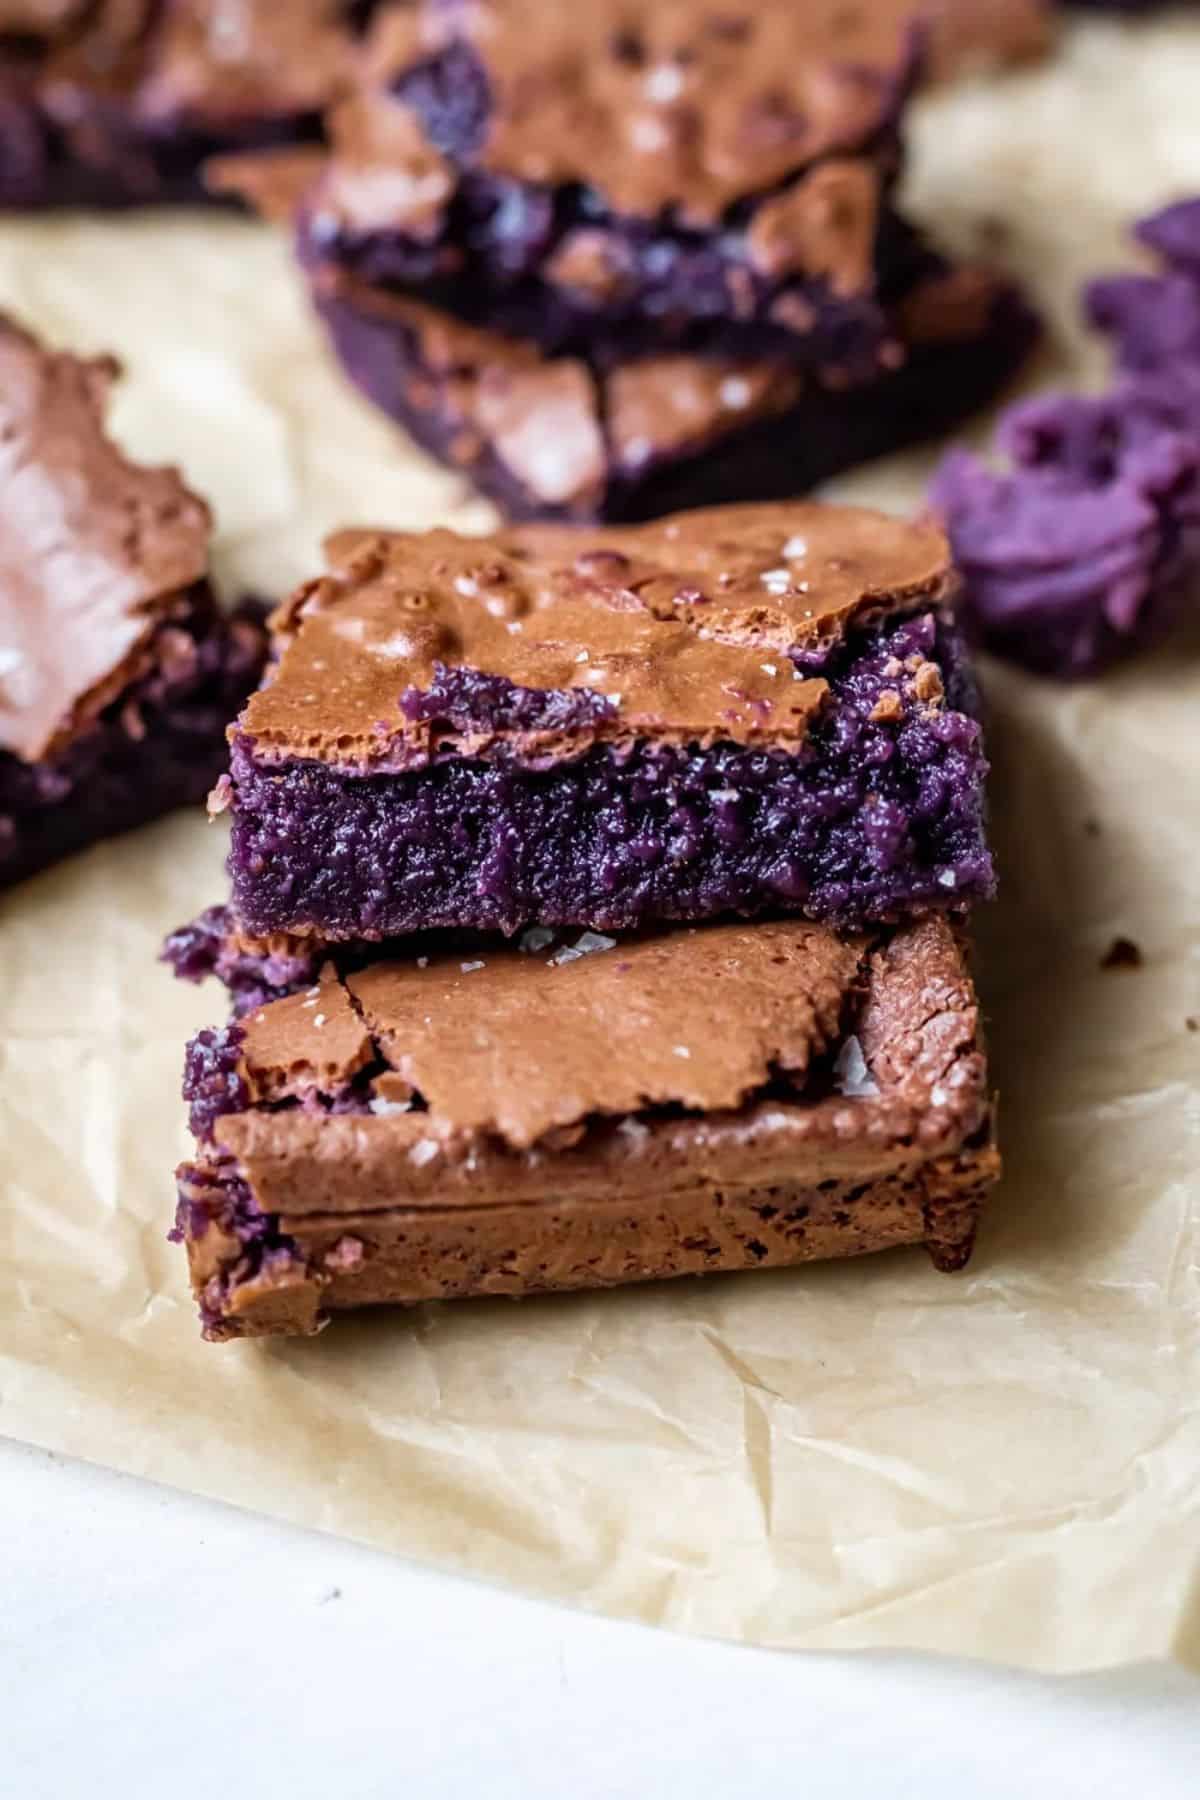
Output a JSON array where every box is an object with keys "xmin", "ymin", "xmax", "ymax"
[
  {"xmin": 266, "ymin": 0, "xmax": 1039, "ymax": 379},
  {"xmin": 0, "ymin": 314, "xmax": 266, "ymax": 888},
  {"xmin": 172, "ymin": 914, "xmax": 1000, "ymax": 1340},
  {"xmin": 302, "ymin": 258, "xmax": 1036, "ymax": 521},
  {"xmin": 0, "ymin": 0, "xmax": 370, "ymax": 208},
  {"xmin": 932, "ymin": 198, "xmax": 1200, "ymax": 677},
  {"xmin": 212, "ymin": 501, "xmax": 994, "ymax": 941},
  {"xmin": 295, "ymin": 0, "xmax": 921, "ymax": 375}
]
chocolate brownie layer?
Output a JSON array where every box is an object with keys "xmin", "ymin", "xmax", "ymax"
[
  {"xmin": 304, "ymin": 258, "xmax": 1036, "ymax": 521},
  {"xmin": 0, "ymin": 313, "xmax": 266, "ymax": 886},
  {"xmin": 173, "ymin": 915, "xmax": 999, "ymax": 1340},
  {"xmin": 215, "ymin": 502, "xmax": 994, "ymax": 940},
  {"xmin": 0, "ymin": 0, "xmax": 368, "ymax": 208}
]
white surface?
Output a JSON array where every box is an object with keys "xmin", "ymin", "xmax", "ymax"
[{"xmin": 3, "ymin": 1437, "xmax": 1197, "ymax": 1799}]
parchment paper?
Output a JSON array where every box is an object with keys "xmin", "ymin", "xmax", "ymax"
[{"xmin": 2, "ymin": 20, "xmax": 1198, "ymax": 1673}]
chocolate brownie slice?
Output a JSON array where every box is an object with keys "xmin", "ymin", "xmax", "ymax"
[
  {"xmin": 0, "ymin": 314, "xmax": 265, "ymax": 888},
  {"xmin": 0, "ymin": 0, "xmax": 368, "ymax": 208},
  {"xmin": 304, "ymin": 258, "xmax": 1036, "ymax": 521},
  {"xmin": 212, "ymin": 502, "xmax": 993, "ymax": 941},
  {"xmin": 173, "ymin": 915, "xmax": 999, "ymax": 1340}
]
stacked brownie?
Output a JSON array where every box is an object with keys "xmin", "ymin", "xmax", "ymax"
[
  {"xmin": 0, "ymin": 315, "xmax": 265, "ymax": 889},
  {"xmin": 221, "ymin": 0, "xmax": 1038, "ymax": 521},
  {"xmin": 167, "ymin": 500, "xmax": 1001, "ymax": 1340}
]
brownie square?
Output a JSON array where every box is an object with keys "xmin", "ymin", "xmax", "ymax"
[
  {"xmin": 213, "ymin": 501, "xmax": 994, "ymax": 943},
  {"xmin": 173, "ymin": 914, "xmax": 999, "ymax": 1340},
  {"xmin": 0, "ymin": 0, "xmax": 366, "ymax": 208},
  {"xmin": 0, "ymin": 314, "xmax": 266, "ymax": 888},
  {"xmin": 303, "ymin": 258, "xmax": 1036, "ymax": 522}
]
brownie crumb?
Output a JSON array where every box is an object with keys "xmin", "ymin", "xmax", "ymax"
[
  {"xmin": 1186, "ymin": 1018, "xmax": 1197, "ymax": 1034},
  {"xmin": 1100, "ymin": 937, "xmax": 1143, "ymax": 971}
]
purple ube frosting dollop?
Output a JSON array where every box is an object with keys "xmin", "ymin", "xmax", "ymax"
[
  {"xmin": 226, "ymin": 610, "xmax": 993, "ymax": 940},
  {"xmin": 932, "ymin": 196, "xmax": 1200, "ymax": 678}
]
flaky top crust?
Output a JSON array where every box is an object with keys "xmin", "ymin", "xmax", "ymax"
[
  {"xmin": 235, "ymin": 502, "xmax": 955, "ymax": 765},
  {"xmin": 214, "ymin": 916, "xmax": 990, "ymax": 1213}
]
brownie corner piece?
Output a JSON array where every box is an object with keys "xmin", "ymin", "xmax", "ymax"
[
  {"xmin": 0, "ymin": 313, "xmax": 267, "ymax": 889},
  {"xmin": 173, "ymin": 914, "xmax": 999, "ymax": 1341},
  {"xmin": 221, "ymin": 501, "xmax": 993, "ymax": 942}
]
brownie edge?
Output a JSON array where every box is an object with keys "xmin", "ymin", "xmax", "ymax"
[{"xmin": 174, "ymin": 917, "xmax": 999, "ymax": 1340}]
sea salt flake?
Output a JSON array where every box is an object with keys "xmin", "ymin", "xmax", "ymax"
[
  {"xmin": 783, "ymin": 535, "xmax": 808, "ymax": 559},
  {"xmin": 719, "ymin": 376, "xmax": 751, "ymax": 409},
  {"xmin": 520, "ymin": 926, "xmax": 555, "ymax": 954},
  {"xmin": 710, "ymin": 788, "xmax": 740, "ymax": 803},
  {"xmin": 0, "ymin": 646, "xmax": 24, "ymax": 677},
  {"xmin": 454, "ymin": 574, "xmax": 479, "ymax": 597},
  {"xmin": 645, "ymin": 62, "xmax": 684, "ymax": 103},
  {"xmin": 409, "ymin": 1139, "xmax": 439, "ymax": 1167},
  {"xmin": 369, "ymin": 1095, "xmax": 412, "ymax": 1116},
  {"xmin": 313, "ymin": 1013, "xmax": 326, "ymax": 1028},
  {"xmin": 938, "ymin": 869, "xmax": 958, "ymax": 889},
  {"xmin": 460, "ymin": 960, "xmax": 485, "ymax": 972},
  {"xmin": 761, "ymin": 662, "xmax": 777, "ymax": 676},
  {"xmin": 551, "ymin": 931, "xmax": 616, "ymax": 966},
  {"xmin": 673, "ymin": 1045, "xmax": 691, "ymax": 1059},
  {"xmin": 834, "ymin": 1035, "xmax": 880, "ymax": 1099},
  {"xmin": 575, "ymin": 650, "xmax": 590, "ymax": 663},
  {"xmin": 761, "ymin": 568, "xmax": 791, "ymax": 593},
  {"xmin": 416, "ymin": 956, "xmax": 429, "ymax": 968}
]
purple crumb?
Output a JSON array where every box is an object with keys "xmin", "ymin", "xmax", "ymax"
[
  {"xmin": 932, "ymin": 195, "xmax": 1200, "ymax": 678},
  {"xmin": 162, "ymin": 902, "xmax": 322, "ymax": 1014},
  {"xmin": 182, "ymin": 1025, "xmax": 250, "ymax": 1140},
  {"xmin": 400, "ymin": 663, "xmax": 617, "ymax": 735}
]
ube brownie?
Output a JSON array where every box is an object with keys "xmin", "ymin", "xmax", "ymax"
[
  {"xmin": 304, "ymin": 258, "xmax": 1037, "ymax": 522},
  {"xmin": 0, "ymin": 314, "xmax": 265, "ymax": 889},
  {"xmin": 173, "ymin": 914, "xmax": 999, "ymax": 1340},
  {"xmin": 0, "ymin": 0, "xmax": 369, "ymax": 208},
  {"xmin": 211, "ymin": 501, "xmax": 994, "ymax": 942},
  {"xmin": 286, "ymin": 0, "xmax": 1019, "ymax": 376},
  {"xmin": 932, "ymin": 199, "xmax": 1200, "ymax": 677}
]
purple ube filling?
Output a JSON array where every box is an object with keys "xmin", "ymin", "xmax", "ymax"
[
  {"xmin": 932, "ymin": 390, "xmax": 1200, "ymax": 677},
  {"xmin": 227, "ymin": 611, "xmax": 993, "ymax": 939},
  {"xmin": 303, "ymin": 32, "xmax": 915, "ymax": 372},
  {"xmin": 932, "ymin": 195, "xmax": 1200, "ymax": 678},
  {"xmin": 0, "ymin": 600, "xmax": 265, "ymax": 890},
  {"xmin": 163, "ymin": 903, "xmax": 323, "ymax": 1014}
]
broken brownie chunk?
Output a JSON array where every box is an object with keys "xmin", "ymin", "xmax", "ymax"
[
  {"xmin": 0, "ymin": 314, "xmax": 266, "ymax": 888},
  {"xmin": 0, "ymin": 0, "xmax": 368, "ymax": 208},
  {"xmin": 215, "ymin": 502, "xmax": 994, "ymax": 940},
  {"xmin": 173, "ymin": 914, "xmax": 999, "ymax": 1339}
]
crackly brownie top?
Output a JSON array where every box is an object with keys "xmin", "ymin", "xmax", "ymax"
[
  {"xmin": 12, "ymin": 1, "xmax": 361, "ymax": 125},
  {"xmin": 211, "ymin": 917, "xmax": 988, "ymax": 1210},
  {"xmin": 237, "ymin": 503, "xmax": 955, "ymax": 765},
  {"xmin": 130, "ymin": 1, "xmax": 362, "ymax": 124},
  {"xmin": 236, "ymin": 921, "xmax": 861, "ymax": 1150},
  {"xmin": 324, "ymin": 0, "xmax": 919, "ymax": 233},
  {"xmin": 0, "ymin": 314, "xmax": 211, "ymax": 764}
]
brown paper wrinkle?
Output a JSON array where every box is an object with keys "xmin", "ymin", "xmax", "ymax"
[{"xmin": 1, "ymin": 17, "xmax": 1199, "ymax": 1676}]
